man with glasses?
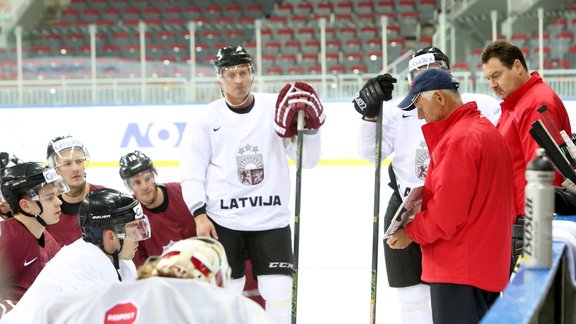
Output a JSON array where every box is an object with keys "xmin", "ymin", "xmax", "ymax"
[
  {"xmin": 0, "ymin": 162, "xmax": 68, "ymax": 317},
  {"xmin": 118, "ymin": 150, "xmax": 197, "ymax": 268},
  {"xmin": 1, "ymin": 188, "xmax": 150, "ymax": 323},
  {"xmin": 45, "ymin": 135, "xmax": 105, "ymax": 246},
  {"xmin": 180, "ymin": 45, "xmax": 324, "ymax": 324}
]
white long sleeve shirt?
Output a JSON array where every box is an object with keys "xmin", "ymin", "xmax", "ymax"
[
  {"xmin": 1, "ymin": 239, "xmax": 136, "ymax": 323},
  {"xmin": 357, "ymin": 93, "xmax": 501, "ymax": 200},
  {"xmin": 180, "ymin": 93, "xmax": 322, "ymax": 231}
]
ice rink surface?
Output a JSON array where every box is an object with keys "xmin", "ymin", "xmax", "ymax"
[{"xmin": 286, "ymin": 165, "xmax": 400, "ymax": 324}]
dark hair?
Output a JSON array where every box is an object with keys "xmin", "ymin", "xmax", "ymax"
[{"xmin": 481, "ymin": 40, "xmax": 528, "ymax": 70}]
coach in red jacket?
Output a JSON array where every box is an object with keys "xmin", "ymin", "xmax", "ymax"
[{"xmin": 388, "ymin": 69, "xmax": 515, "ymax": 324}]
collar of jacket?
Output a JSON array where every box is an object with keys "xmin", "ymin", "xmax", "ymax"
[
  {"xmin": 501, "ymin": 71, "xmax": 542, "ymax": 111},
  {"xmin": 421, "ymin": 101, "xmax": 480, "ymax": 154}
]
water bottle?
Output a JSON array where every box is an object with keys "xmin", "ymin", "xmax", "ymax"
[{"xmin": 523, "ymin": 148, "xmax": 554, "ymax": 269}]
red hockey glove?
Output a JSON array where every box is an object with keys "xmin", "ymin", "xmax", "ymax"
[{"xmin": 274, "ymin": 82, "xmax": 325, "ymax": 138}]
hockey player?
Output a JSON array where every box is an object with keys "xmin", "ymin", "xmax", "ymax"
[
  {"xmin": 1, "ymin": 188, "xmax": 150, "ymax": 323},
  {"xmin": 0, "ymin": 162, "xmax": 68, "ymax": 318},
  {"xmin": 119, "ymin": 150, "xmax": 265, "ymax": 306},
  {"xmin": 353, "ymin": 47, "xmax": 501, "ymax": 323},
  {"xmin": 33, "ymin": 237, "xmax": 270, "ymax": 323},
  {"xmin": 180, "ymin": 45, "xmax": 324, "ymax": 324},
  {"xmin": 45, "ymin": 135, "xmax": 105, "ymax": 246},
  {"xmin": 119, "ymin": 150, "xmax": 197, "ymax": 268}
]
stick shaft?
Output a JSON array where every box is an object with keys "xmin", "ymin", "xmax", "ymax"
[
  {"xmin": 292, "ymin": 110, "xmax": 305, "ymax": 324},
  {"xmin": 370, "ymin": 103, "xmax": 384, "ymax": 324}
]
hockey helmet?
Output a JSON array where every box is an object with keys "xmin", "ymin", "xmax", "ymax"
[
  {"xmin": 79, "ymin": 188, "xmax": 151, "ymax": 244},
  {"xmin": 0, "ymin": 151, "xmax": 23, "ymax": 205},
  {"xmin": 408, "ymin": 47, "xmax": 451, "ymax": 82},
  {"xmin": 155, "ymin": 237, "xmax": 231, "ymax": 288},
  {"xmin": 119, "ymin": 150, "xmax": 156, "ymax": 181},
  {"xmin": 0, "ymin": 162, "xmax": 69, "ymax": 212},
  {"xmin": 46, "ymin": 135, "xmax": 90, "ymax": 168},
  {"xmin": 214, "ymin": 45, "xmax": 253, "ymax": 74}
]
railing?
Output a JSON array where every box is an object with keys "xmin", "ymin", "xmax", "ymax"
[{"xmin": 0, "ymin": 68, "xmax": 575, "ymax": 106}]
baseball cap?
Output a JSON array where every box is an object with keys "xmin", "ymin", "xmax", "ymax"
[{"xmin": 397, "ymin": 69, "xmax": 460, "ymax": 111}]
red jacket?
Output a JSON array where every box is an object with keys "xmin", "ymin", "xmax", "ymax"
[
  {"xmin": 405, "ymin": 102, "xmax": 515, "ymax": 292},
  {"xmin": 499, "ymin": 71, "xmax": 571, "ymax": 216}
]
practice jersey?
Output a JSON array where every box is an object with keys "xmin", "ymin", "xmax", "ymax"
[
  {"xmin": 358, "ymin": 94, "xmax": 501, "ymax": 201},
  {"xmin": 133, "ymin": 183, "xmax": 197, "ymax": 268},
  {"xmin": 0, "ymin": 219, "xmax": 60, "ymax": 310},
  {"xmin": 32, "ymin": 277, "xmax": 270, "ymax": 323},
  {"xmin": 1, "ymin": 238, "xmax": 136, "ymax": 323},
  {"xmin": 46, "ymin": 183, "xmax": 105, "ymax": 246},
  {"xmin": 180, "ymin": 93, "xmax": 321, "ymax": 231},
  {"xmin": 33, "ymin": 277, "xmax": 269, "ymax": 323}
]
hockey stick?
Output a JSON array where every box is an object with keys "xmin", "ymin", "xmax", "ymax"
[
  {"xmin": 529, "ymin": 120, "xmax": 576, "ymax": 185},
  {"xmin": 537, "ymin": 105, "xmax": 576, "ymax": 168},
  {"xmin": 292, "ymin": 110, "xmax": 305, "ymax": 324},
  {"xmin": 370, "ymin": 102, "xmax": 384, "ymax": 324}
]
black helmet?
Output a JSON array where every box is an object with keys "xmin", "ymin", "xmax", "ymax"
[
  {"xmin": 79, "ymin": 188, "xmax": 151, "ymax": 244},
  {"xmin": 408, "ymin": 47, "xmax": 451, "ymax": 82},
  {"xmin": 0, "ymin": 162, "xmax": 68, "ymax": 212},
  {"xmin": 0, "ymin": 152, "xmax": 22, "ymax": 169},
  {"xmin": 214, "ymin": 45, "xmax": 253, "ymax": 72},
  {"xmin": 46, "ymin": 135, "xmax": 90, "ymax": 168},
  {"xmin": 118, "ymin": 150, "xmax": 155, "ymax": 180}
]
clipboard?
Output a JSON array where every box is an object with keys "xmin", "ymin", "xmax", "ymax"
[{"xmin": 383, "ymin": 186, "xmax": 424, "ymax": 239}]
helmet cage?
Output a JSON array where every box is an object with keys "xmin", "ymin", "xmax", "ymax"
[
  {"xmin": 1, "ymin": 165, "xmax": 68, "ymax": 212},
  {"xmin": 408, "ymin": 52, "xmax": 450, "ymax": 83},
  {"xmin": 80, "ymin": 192, "xmax": 151, "ymax": 244},
  {"xmin": 112, "ymin": 215, "xmax": 151, "ymax": 241},
  {"xmin": 47, "ymin": 136, "xmax": 90, "ymax": 168}
]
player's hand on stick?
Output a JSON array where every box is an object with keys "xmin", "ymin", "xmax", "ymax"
[
  {"xmin": 274, "ymin": 82, "xmax": 326, "ymax": 138},
  {"xmin": 194, "ymin": 214, "xmax": 218, "ymax": 239},
  {"xmin": 352, "ymin": 74, "xmax": 397, "ymax": 118},
  {"xmin": 387, "ymin": 228, "xmax": 412, "ymax": 249}
]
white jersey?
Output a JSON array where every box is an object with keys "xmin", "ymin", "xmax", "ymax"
[
  {"xmin": 357, "ymin": 93, "xmax": 501, "ymax": 200},
  {"xmin": 180, "ymin": 93, "xmax": 321, "ymax": 231},
  {"xmin": 1, "ymin": 239, "xmax": 137, "ymax": 323},
  {"xmin": 32, "ymin": 277, "xmax": 270, "ymax": 324}
]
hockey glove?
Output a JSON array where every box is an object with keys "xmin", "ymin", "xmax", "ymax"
[
  {"xmin": 352, "ymin": 74, "xmax": 397, "ymax": 118},
  {"xmin": 274, "ymin": 82, "xmax": 325, "ymax": 138}
]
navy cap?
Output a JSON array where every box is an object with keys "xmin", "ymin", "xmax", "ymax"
[{"xmin": 397, "ymin": 69, "xmax": 460, "ymax": 111}]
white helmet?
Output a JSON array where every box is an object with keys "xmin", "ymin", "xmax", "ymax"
[{"xmin": 155, "ymin": 237, "xmax": 232, "ymax": 288}]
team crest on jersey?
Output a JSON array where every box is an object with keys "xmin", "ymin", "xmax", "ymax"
[
  {"xmin": 236, "ymin": 144, "xmax": 264, "ymax": 186},
  {"xmin": 415, "ymin": 141, "xmax": 430, "ymax": 180}
]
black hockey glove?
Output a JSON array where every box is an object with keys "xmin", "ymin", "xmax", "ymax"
[{"xmin": 352, "ymin": 74, "xmax": 397, "ymax": 118}]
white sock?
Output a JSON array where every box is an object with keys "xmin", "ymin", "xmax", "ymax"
[
  {"xmin": 395, "ymin": 284, "xmax": 433, "ymax": 324},
  {"xmin": 258, "ymin": 275, "xmax": 292, "ymax": 324},
  {"xmin": 229, "ymin": 276, "xmax": 246, "ymax": 295}
]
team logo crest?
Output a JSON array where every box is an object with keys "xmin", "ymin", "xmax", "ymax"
[
  {"xmin": 415, "ymin": 141, "xmax": 430, "ymax": 180},
  {"xmin": 236, "ymin": 144, "xmax": 264, "ymax": 186}
]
